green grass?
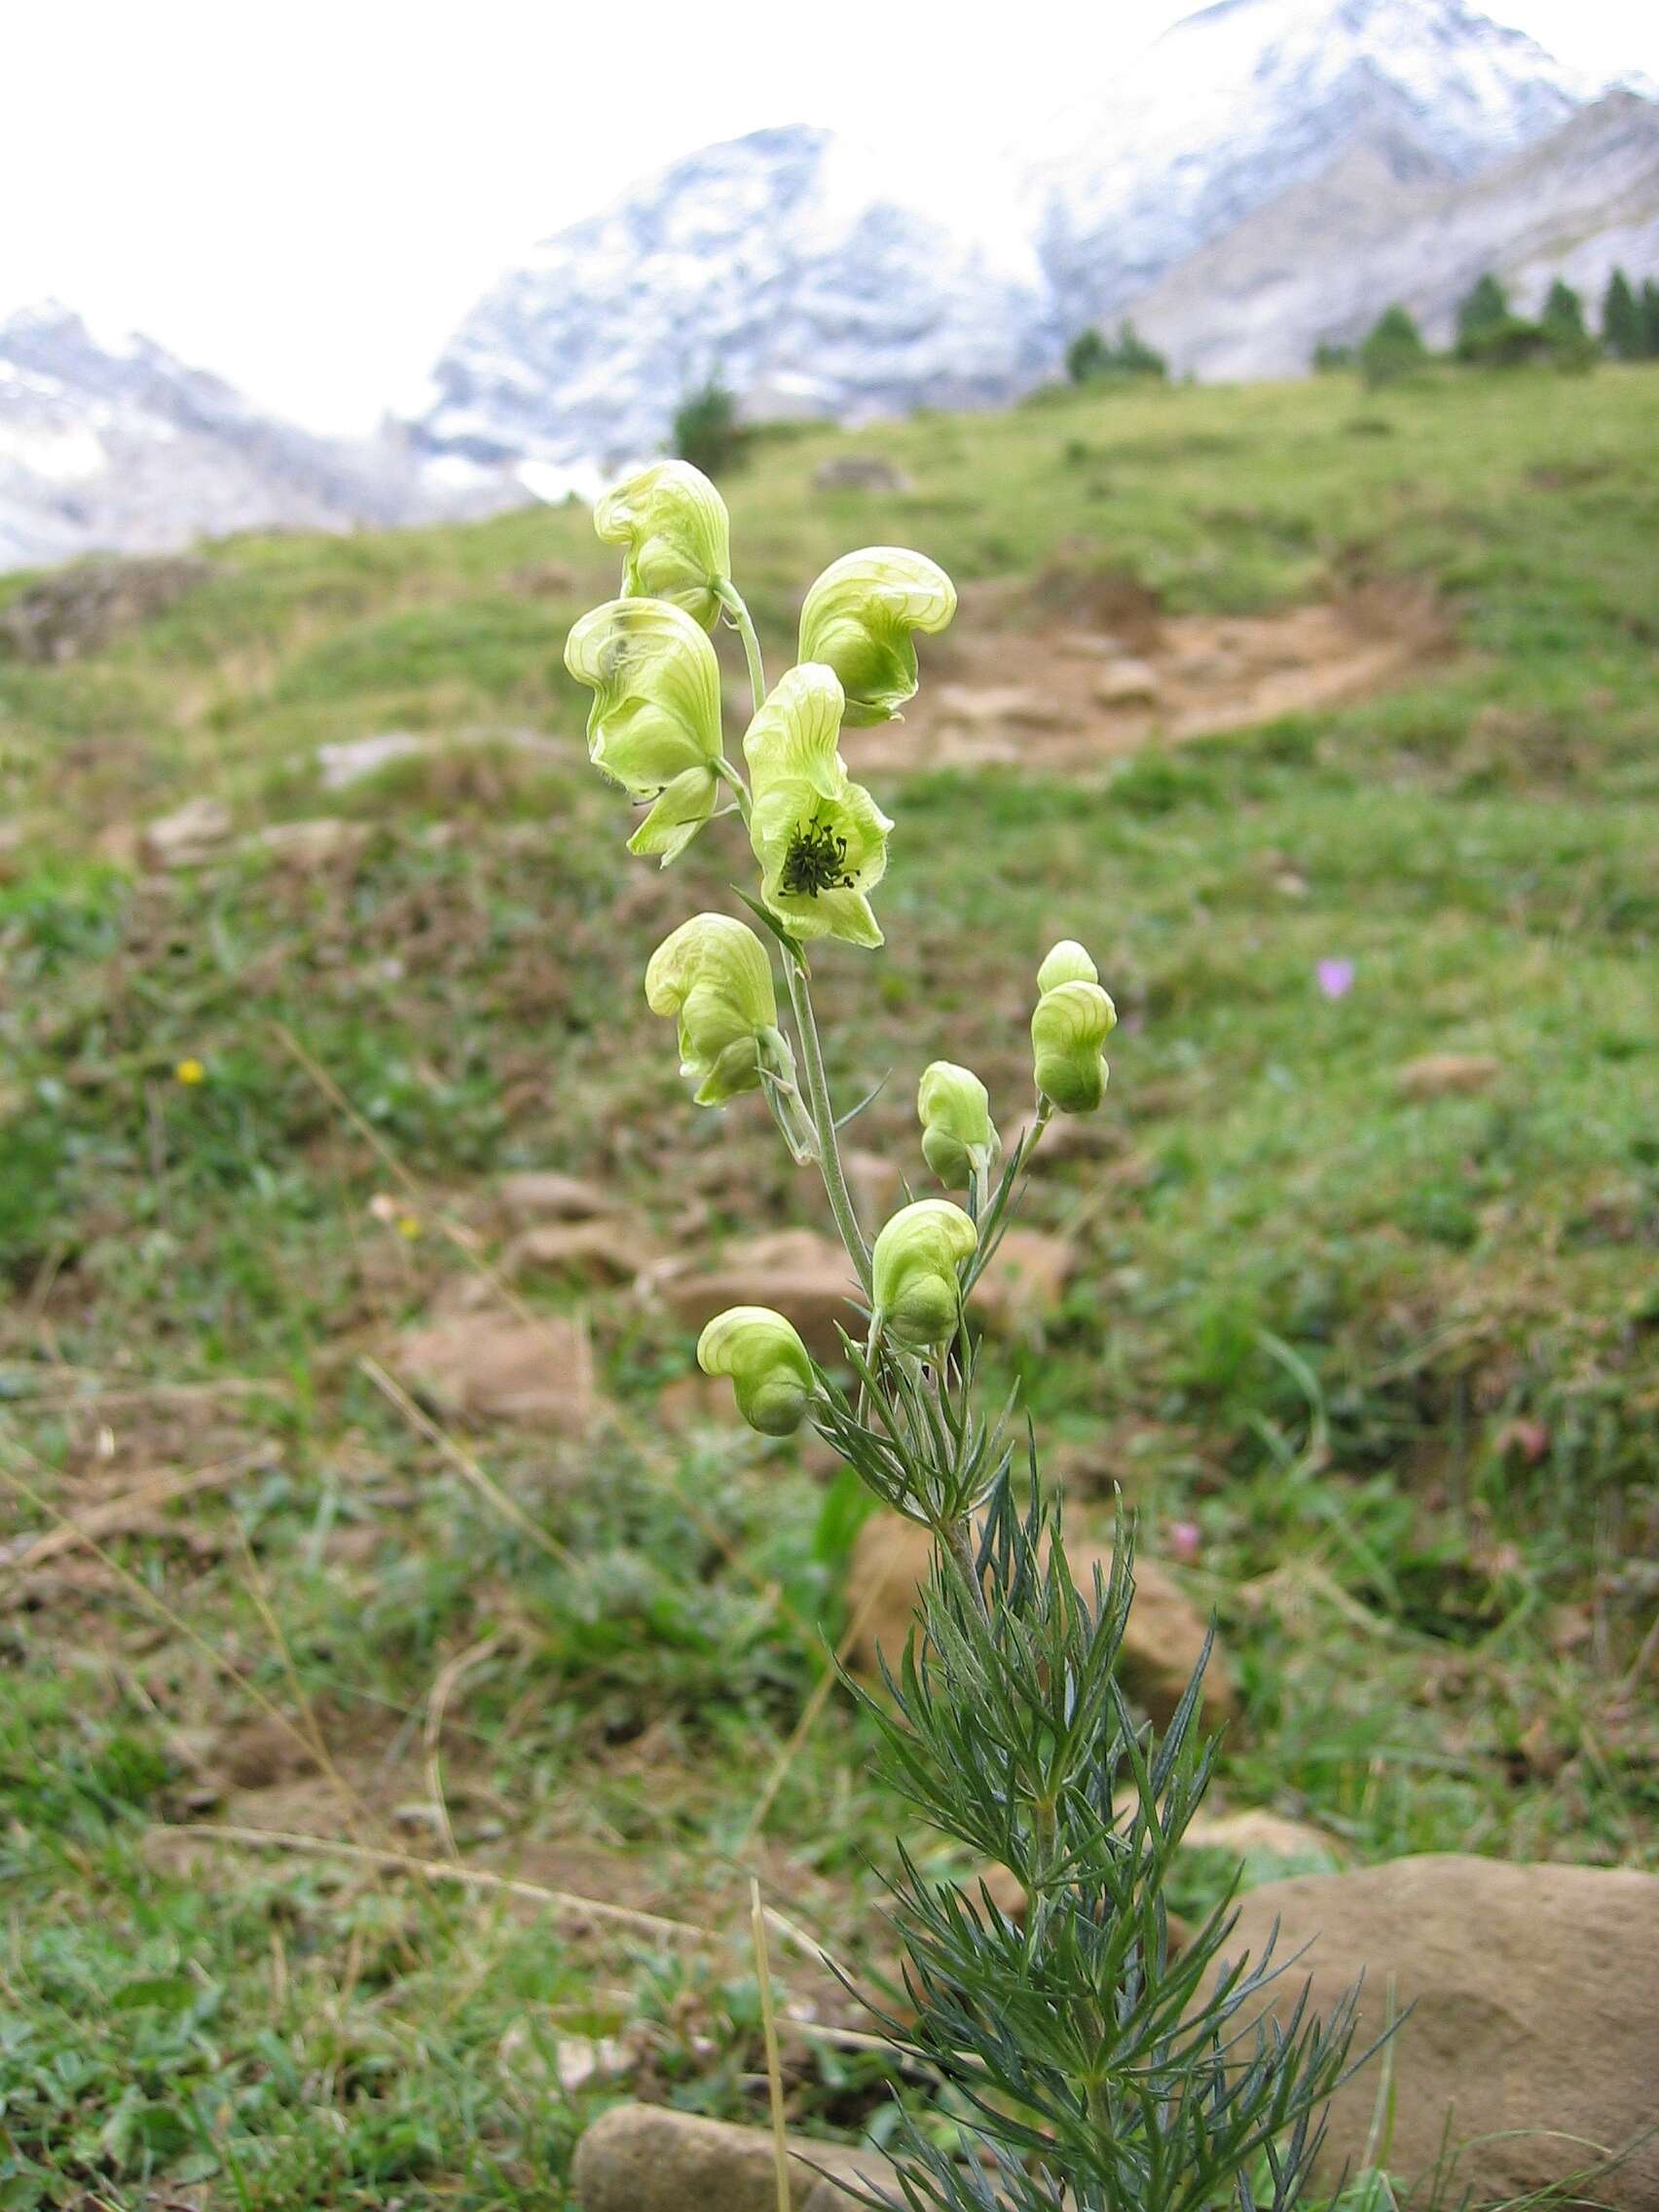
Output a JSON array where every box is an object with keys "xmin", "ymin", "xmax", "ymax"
[{"xmin": 0, "ymin": 364, "xmax": 1656, "ymax": 2205}]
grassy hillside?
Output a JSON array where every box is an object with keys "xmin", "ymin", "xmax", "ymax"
[{"xmin": 1, "ymin": 365, "xmax": 1656, "ymax": 2205}]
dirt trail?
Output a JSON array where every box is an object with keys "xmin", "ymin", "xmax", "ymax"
[{"xmin": 842, "ymin": 583, "xmax": 1447, "ymax": 776}]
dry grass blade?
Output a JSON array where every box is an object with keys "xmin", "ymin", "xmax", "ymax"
[
  {"xmin": 424, "ymin": 1631, "xmax": 505, "ymax": 1860},
  {"xmin": 234, "ymin": 1522, "xmax": 386, "ymax": 1855},
  {"xmin": 738, "ymin": 1521, "xmax": 919, "ymax": 1847},
  {"xmin": 752, "ymin": 1877, "xmax": 794, "ymax": 2212},
  {"xmin": 166, "ymin": 1821, "xmax": 716, "ymax": 1945},
  {"xmin": 0, "ymin": 1444, "xmax": 268, "ymax": 1575},
  {"xmin": 358, "ymin": 1355, "xmax": 574, "ymax": 1568},
  {"xmin": 0, "ymin": 1441, "xmax": 325, "ymax": 1779},
  {"xmin": 277, "ymin": 1020, "xmax": 815, "ymax": 1644}
]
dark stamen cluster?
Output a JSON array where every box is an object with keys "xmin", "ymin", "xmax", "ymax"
[{"xmin": 781, "ymin": 815, "xmax": 855, "ymax": 898}]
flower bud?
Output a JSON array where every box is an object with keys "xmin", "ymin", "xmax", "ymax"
[
  {"xmin": 565, "ymin": 598, "xmax": 725, "ymax": 865},
  {"xmin": 917, "ymin": 1061, "xmax": 999, "ymax": 1189},
  {"xmin": 645, "ymin": 913, "xmax": 791, "ymax": 1106},
  {"xmin": 745, "ymin": 663, "xmax": 892, "ymax": 948},
  {"xmin": 1037, "ymin": 940, "xmax": 1098, "ymax": 993},
  {"xmin": 594, "ymin": 460, "xmax": 732, "ymax": 630},
  {"xmin": 1031, "ymin": 941, "xmax": 1117, "ymax": 1114},
  {"xmin": 697, "ymin": 1307, "xmax": 815, "ymax": 1436},
  {"xmin": 797, "ymin": 547, "xmax": 957, "ymax": 726},
  {"xmin": 872, "ymin": 1198, "xmax": 978, "ymax": 1351}
]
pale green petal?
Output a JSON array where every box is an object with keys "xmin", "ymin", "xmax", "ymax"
[
  {"xmin": 565, "ymin": 598, "xmax": 724, "ymax": 860},
  {"xmin": 743, "ymin": 661, "xmax": 845, "ymax": 793},
  {"xmin": 697, "ymin": 1305, "xmax": 815, "ymax": 1435},
  {"xmin": 1032, "ymin": 979, "xmax": 1116, "ymax": 1114},
  {"xmin": 798, "ymin": 546, "xmax": 957, "ymax": 726},
  {"xmin": 1037, "ymin": 940, "xmax": 1099, "ymax": 993},
  {"xmin": 872, "ymin": 1198, "xmax": 978, "ymax": 1350},
  {"xmin": 918, "ymin": 1060, "xmax": 998, "ymax": 1188},
  {"xmin": 594, "ymin": 460, "xmax": 731, "ymax": 630},
  {"xmin": 645, "ymin": 913, "xmax": 779, "ymax": 1104},
  {"xmin": 744, "ymin": 664, "xmax": 893, "ymax": 946},
  {"xmin": 627, "ymin": 763, "xmax": 722, "ymax": 866}
]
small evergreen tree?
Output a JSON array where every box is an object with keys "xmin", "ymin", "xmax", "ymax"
[
  {"xmin": 1601, "ymin": 268, "xmax": 1641, "ymax": 359},
  {"xmin": 1066, "ymin": 328, "xmax": 1111, "ymax": 385},
  {"xmin": 1456, "ymin": 272, "xmax": 1510, "ymax": 353},
  {"xmin": 1066, "ymin": 322, "xmax": 1168, "ymax": 387},
  {"xmin": 1359, "ymin": 303, "xmax": 1428, "ymax": 388},
  {"xmin": 1111, "ymin": 319, "xmax": 1168, "ymax": 380},
  {"xmin": 1641, "ymin": 279, "xmax": 1659, "ymax": 360},
  {"xmin": 671, "ymin": 377, "xmax": 749, "ymax": 477},
  {"xmin": 1541, "ymin": 278, "xmax": 1596, "ymax": 373},
  {"xmin": 1311, "ymin": 340, "xmax": 1355, "ymax": 372},
  {"xmin": 1541, "ymin": 278, "xmax": 1586, "ymax": 344}
]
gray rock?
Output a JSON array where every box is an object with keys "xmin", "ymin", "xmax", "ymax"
[
  {"xmin": 814, "ymin": 455, "xmax": 913, "ymax": 494},
  {"xmin": 140, "ymin": 797, "xmax": 232, "ymax": 870},
  {"xmin": 1093, "ymin": 657, "xmax": 1162, "ymax": 707},
  {"xmin": 398, "ymin": 1310, "xmax": 599, "ymax": 1435},
  {"xmin": 1221, "ymin": 1856, "xmax": 1659, "ymax": 2208},
  {"xmin": 652, "ymin": 1229, "xmax": 860, "ymax": 1364},
  {"xmin": 571, "ymin": 2103, "xmax": 896, "ymax": 2212}
]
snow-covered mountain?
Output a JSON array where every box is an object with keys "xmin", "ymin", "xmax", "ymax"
[
  {"xmin": 1028, "ymin": 0, "xmax": 1594, "ymax": 320},
  {"xmin": 416, "ymin": 127, "xmax": 1054, "ymax": 479},
  {"xmin": 1126, "ymin": 88, "xmax": 1659, "ymax": 379},
  {"xmin": 415, "ymin": 0, "xmax": 1627, "ymax": 477},
  {"xmin": 0, "ymin": 305, "xmax": 480, "ymax": 574},
  {"xmin": 6, "ymin": 0, "xmax": 1651, "ymax": 568}
]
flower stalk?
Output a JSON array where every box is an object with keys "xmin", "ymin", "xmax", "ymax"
[{"xmin": 565, "ymin": 455, "xmax": 1369, "ymax": 2212}]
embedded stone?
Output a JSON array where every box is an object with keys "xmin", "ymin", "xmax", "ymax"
[
  {"xmin": 1093, "ymin": 657, "xmax": 1162, "ymax": 706},
  {"xmin": 1221, "ymin": 1857, "xmax": 1659, "ymax": 2209},
  {"xmin": 1396, "ymin": 1051, "xmax": 1501, "ymax": 1099},
  {"xmin": 655, "ymin": 1229, "xmax": 861, "ymax": 1363},
  {"xmin": 846, "ymin": 1515, "xmax": 1238, "ymax": 1728},
  {"xmin": 571, "ymin": 2102, "xmax": 896, "ymax": 2212},
  {"xmin": 140, "ymin": 796, "xmax": 232, "ymax": 869},
  {"xmin": 398, "ymin": 1311, "xmax": 597, "ymax": 1434}
]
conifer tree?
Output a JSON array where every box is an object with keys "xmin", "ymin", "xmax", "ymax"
[
  {"xmin": 1359, "ymin": 303, "xmax": 1428, "ymax": 388},
  {"xmin": 1542, "ymin": 278, "xmax": 1595, "ymax": 372},
  {"xmin": 1455, "ymin": 272, "xmax": 1510, "ymax": 352},
  {"xmin": 1066, "ymin": 328, "xmax": 1111, "ymax": 385},
  {"xmin": 1541, "ymin": 279, "xmax": 1586, "ymax": 343},
  {"xmin": 1601, "ymin": 268, "xmax": 1641, "ymax": 359}
]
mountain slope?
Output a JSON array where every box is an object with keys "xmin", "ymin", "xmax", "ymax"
[
  {"xmin": 1124, "ymin": 88, "xmax": 1659, "ymax": 378},
  {"xmin": 0, "ymin": 306, "xmax": 467, "ymax": 574},
  {"xmin": 416, "ymin": 0, "xmax": 1611, "ymax": 474},
  {"xmin": 1030, "ymin": 0, "xmax": 1593, "ymax": 320},
  {"xmin": 416, "ymin": 126, "xmax": 1052, "ymax": 480}
]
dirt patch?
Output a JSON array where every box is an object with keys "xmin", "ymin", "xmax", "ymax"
[{"xmin": 845, "ymin": 586, "xmax": 1447, "ymax": 776}]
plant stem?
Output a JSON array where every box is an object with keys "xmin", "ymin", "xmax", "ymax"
[
  {"xmin": 786, "ymin": 954, "xmax": 872, "ymax": 1294},
  {"xmin": 714, "ymin": 577, "xmax": 868, "ymax": 1288},
  {"xmin": 715, "ymin": 756, "xmax": 753, "ymax": 825},
  {"xmin": 717, "ymin": 580, "xmax": 767, "ymax": 714},
  {"xmin": 944, "ymin": 1515, "xmax": 989, "ymax": 1624}
]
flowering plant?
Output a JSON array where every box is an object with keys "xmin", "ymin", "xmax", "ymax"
[{"xmin": 567, "ymin": 461, "xmax": 1363, "ymax": 2210}]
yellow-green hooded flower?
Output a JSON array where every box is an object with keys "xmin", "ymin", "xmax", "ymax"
[
  {"xmin": 917, "ymin": 1061, "xmax": 999, "ymax": 1189},
  {"xmin": 594, "ymin": 460, "xmax": 732, "ymax": 630},
  {"xmin": 1031, "ymin": 940, "xmax": 1117, "ymax": 1113},
  {"xmin": 797, "ymin": 547, "xmax": 957, "ymax": 725},
  {"xmin": 872, "ymin": 1198, "xmax": 978, "ymax": 1350},
  {"xmin": 1037, "ymin": 940, "xmax": 1099, "ymax": 993},
  {"xmin": 645, "ymin": 913, "xmax": 792, "ymax": 1105},
  {"xmin": 697, "ymin": 1306, "xmax": 815, "ymax": 1436},
  {"xmin": 744, "ymin": 663, "xmax": 892, "ymax": 948},
  {"xmin": 565, "ymin": 597, "xmax": 724, "ymax": 864}
]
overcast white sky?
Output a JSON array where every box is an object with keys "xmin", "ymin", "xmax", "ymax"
[{"xmin": 3, "ymin": 0, "xmax": 1652, "ymax": 432}]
